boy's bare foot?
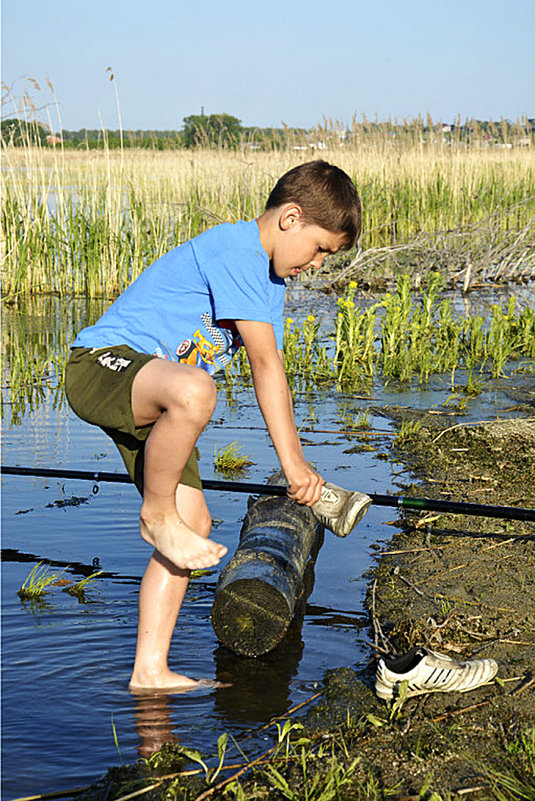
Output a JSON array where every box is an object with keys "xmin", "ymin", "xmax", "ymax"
[
  {"xmin": 140, "ymin": 511, "xmax": 227, "ymax": 570},
  {"xmin": 129, "ymin": 668, "xmax": 226, "ymax": 695}
]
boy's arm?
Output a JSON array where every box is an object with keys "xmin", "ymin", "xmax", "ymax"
[{"xmin": 234, "ymin": 319, "xmax": 324, "ymax": 506}]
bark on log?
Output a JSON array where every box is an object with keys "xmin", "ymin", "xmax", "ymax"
[{"xmin": 211, "ymin": 489, "xmax": 323, "ymax": 657}]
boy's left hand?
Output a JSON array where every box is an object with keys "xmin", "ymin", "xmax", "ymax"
[{"xmin": 235, "ymin": 319, "xmax": 324, "ymax": 507}]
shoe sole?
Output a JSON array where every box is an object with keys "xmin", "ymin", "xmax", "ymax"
[{"xmin": 375, "ymin": 677, "xmax": 497, "ymax": 700}]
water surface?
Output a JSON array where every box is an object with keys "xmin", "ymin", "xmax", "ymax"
[{"xmin": 2, "ymin": 285, "xmax": 532, "ymax": 798}]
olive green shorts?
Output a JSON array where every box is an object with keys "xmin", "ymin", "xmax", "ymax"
[{"xmin": 65, "ymin": 345, "xmax": 201, "ymax": 496}]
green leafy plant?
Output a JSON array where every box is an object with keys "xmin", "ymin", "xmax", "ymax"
[
  {"xmin": 389, "ymin": 679, "xmax": 409, "ymax": 721},
  {"xmin": 394, "ymin": 419, "xmax": 423, "ymax": 446}
]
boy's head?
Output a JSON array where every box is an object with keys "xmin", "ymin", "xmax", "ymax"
[{"xmin": 265, "ymin": 160, "xmax": 362, "ymax": 249}]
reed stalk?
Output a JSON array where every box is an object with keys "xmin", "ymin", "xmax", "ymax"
[{"xmin": 2, "ymin": 134, "xmax": 533, "ymax": 297}]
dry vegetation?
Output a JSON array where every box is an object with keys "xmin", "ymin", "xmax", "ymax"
[{"xmin": 2, "ymin": 131, "xmax": 534, "ymax": 298}]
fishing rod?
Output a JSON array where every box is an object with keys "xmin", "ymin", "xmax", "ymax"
[{"xmin": 2, "ymin": 464, "xmax": 535, "ymax": 522}]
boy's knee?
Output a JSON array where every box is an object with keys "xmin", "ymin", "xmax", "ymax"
[
  {"xmin": 170, "ymin": 368, "xmax": 216, "ymax": 419},
  {"xmin": 188, "ymin": 369, "xmax": 217, "ymax": 414}
]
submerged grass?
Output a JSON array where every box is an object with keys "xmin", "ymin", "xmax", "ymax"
[{"xmin": 17, "ymin": 562, "xmax": 66, "ymax": 600}]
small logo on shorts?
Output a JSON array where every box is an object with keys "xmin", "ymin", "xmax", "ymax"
[{"xmin": 96, "ymin": 351, "xmax": 132, "ymax": 372}]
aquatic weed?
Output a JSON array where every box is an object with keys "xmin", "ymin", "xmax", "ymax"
[
  {"xmin": 65, "ymin": 570, "xmax": 104, "ymax": 600},
  {"xmin": 284, "ymin": 315, "xmax": 334, "ymax": 388},
  {"xmin": 17, "ymin": 562, "xmax": 66, "ymax": 600},
  {"xmin": 394, "ymin": 419, "xmax": 423, "ymax": 446},
  {"xmin": 213, "ymin": 441, "xmax": 254, "ymax": 478},
  {"xmin": 334, "ymin": 281, "xmax": 377, "ymax": 387}
]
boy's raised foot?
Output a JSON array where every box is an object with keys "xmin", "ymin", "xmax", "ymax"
[{"xmin": 139, "ymin": 512, "xmax": 227, "ymax": 570}]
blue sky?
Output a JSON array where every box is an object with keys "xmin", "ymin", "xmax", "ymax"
[{"xmin": 2, "ymin": 0, "xmax": 534, "ymax": 131}]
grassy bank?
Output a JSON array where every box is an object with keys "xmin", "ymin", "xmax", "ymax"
[{"xmin": 2, "ymin": 138, "xmax": 533, "ymax": 298}]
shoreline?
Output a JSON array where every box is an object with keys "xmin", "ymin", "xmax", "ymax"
[{"xmin": 66, "ymin": 402, "xmax": 535, "ymax": 800}]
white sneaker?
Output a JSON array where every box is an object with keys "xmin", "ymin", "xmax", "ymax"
[
  {"xmin": 375, "ymin": 647, "xmax": 499, "ymax": 700},
  {"xmin": 311, "ymin": 482, "xmax": 371, "ymax": 537}
]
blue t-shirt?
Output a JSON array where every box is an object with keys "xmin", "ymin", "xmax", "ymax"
[{"xmin": 73, "ymin": 220, "xmax": 286, "ymax": 374}]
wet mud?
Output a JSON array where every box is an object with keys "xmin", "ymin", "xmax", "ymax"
[
  {"xmin": 237, "ymin": 410, "xmax": 533, "ymax": 797},
  {"xmin": 300, "ymin": 404, "xmax": 535, "ymax": 797}
]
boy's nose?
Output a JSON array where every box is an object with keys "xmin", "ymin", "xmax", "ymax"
[{"xmin": 311, "ymin": 254, "xmax": 326, "ymax": 269}]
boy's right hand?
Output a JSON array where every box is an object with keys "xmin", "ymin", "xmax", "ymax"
[{"xmin": 285, "ymin": 461, "xmax": 324, "ymax": 506}]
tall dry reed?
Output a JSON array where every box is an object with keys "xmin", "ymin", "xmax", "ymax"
[{"xmin": 2, "ymin": 131, "xmax": 533, "ymax": 297}]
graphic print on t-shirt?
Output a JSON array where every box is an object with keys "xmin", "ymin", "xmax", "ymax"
[{"xmin": 174, "ymin": 313, "xmax": 241, "ymax": 374}]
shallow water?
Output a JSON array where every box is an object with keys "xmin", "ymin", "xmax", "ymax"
[{"xmin": 2, "ymin": 285, "xmax": 533, "ymax": 798}]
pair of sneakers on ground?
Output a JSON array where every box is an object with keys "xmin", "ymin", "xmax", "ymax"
[{"xmin": 310, "ymin": 484, "xmax": 499, "ymax": 700}]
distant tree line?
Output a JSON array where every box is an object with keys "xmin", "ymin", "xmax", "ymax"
[
  {"xmin": 0, "ymin": 112, "xmax": 309, "ymax": 150},
  {"xmin": 2, "ymin": 113, "xmax": 533, "ymax": 150}
]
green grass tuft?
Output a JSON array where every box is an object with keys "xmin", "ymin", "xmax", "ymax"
[
  {"xmin": 17, "ymin": 562, "xmax": 67, "ymax": 600},
  {"xmin": 213, "ymin": 442, "xmax": 254, "ymax": 478}
]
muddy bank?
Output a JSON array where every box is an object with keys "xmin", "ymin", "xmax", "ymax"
[
  {"xmin": 266, "ymin": 413, "xmax": 534, "ymax": 798},
  {"xmin": 307, "ymin": 412, "xmax": 535, "ymax": 797}
]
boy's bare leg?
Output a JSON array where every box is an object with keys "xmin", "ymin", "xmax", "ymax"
[
  {"xmin": 131, "ymin": 358, "xmax": 227, "ymax": 570},
  {"xmin": 130, "ymin": 484, "xmax": 213, "ymax": 691}
]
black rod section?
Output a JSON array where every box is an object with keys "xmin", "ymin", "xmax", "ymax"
[{"xmin": 2, "ymin": 464, "xmax": 535, "ymax": 522}]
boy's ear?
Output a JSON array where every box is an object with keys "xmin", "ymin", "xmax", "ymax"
[{"xmin": 279, "ymin": 204, "xmax": 304, "ymax": 231}]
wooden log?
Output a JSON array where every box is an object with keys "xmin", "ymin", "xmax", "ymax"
[{"xmin": 211, "ymin": 488, "xmax": 323, "ymax": 657}]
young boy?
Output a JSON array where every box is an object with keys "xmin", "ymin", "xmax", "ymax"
[{"xmin": 65, "ymin": 160, "xmax": 363, "ymax": 692}]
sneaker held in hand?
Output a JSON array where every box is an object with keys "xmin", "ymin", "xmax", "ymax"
[
  {"xmin": 311, "ymin": 482, "xmax": 371, "ymax": 537},
  {"xmin": 375, "ymin": 646, "xmax": 499, "ymax": 700}
]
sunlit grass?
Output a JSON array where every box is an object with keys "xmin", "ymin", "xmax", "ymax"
[
  {"xmin": 213, "ymin": 442, "xmax": 254, "ymax": 478},
  {"xmin": 2, "ymin": 129, "xmax": 533, "ymax": 297},
  {"xmin": 17, "ymin": 562, "xmax": 66, "ymax": 600},
  {"xmin": 65, "ymin": 570, "xmax": 104, "ymax": 599},
  {"xmin": 4, "ymin": 276, "xmax": 534, "ymax": 426},
  {"xmin": 394, "ymin": 419, "xmax": 424, "ymax": 446},
  {"xmin": 332, "ymin": 274, "xmax": 535, "ymax": 387}
]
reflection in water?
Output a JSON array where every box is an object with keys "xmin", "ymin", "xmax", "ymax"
[
  {"xmin": 133, "ymin": 694, "xmax": 181, "ymax": 760},
  {"xmin": 1, "ymin": 295, "xmax": 108, "ymax": 427},
  {"xmin": 212, "ymin": 560, "xmax": 319, "ymax": 722},
  {"xmin": 212, "ymin": 617, "xmax": 305, "ymax": 722},
  {"xmin": 130, "ymin": 623, "xmax": 305, "ymax": 759},
  {"xmin": 131, "ymin": 557, "xmax": 317, "ymax": 758}
]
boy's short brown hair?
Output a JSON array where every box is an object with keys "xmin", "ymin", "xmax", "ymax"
[{"xmin": 265, "ymin": 160, "xmax": 362, "ymax": 248}]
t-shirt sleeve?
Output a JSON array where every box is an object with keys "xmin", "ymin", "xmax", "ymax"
[
  {"xmin": 271, "ymin": 288, "xmax": 285, "ymax": 349},
  {"xmin": 200, "ymin": 247, "xmax": 273, "ymax": 326}
]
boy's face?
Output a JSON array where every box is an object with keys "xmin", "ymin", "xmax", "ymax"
[{"xmin": 271, "ymin": 212, "xmax": 347, "ymax": 280}]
